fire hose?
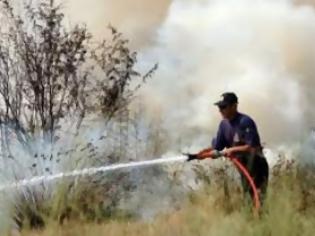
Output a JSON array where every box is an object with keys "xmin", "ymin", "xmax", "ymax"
[{"xmin": 184, "ymin": 152, "xmax": 260, "ymax": 213}]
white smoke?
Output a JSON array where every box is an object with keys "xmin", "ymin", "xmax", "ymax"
[
  {"xmin": 2, "ymin": 0, "xmax": 315, "ymax": 231},
  {"xmin": 62, "ymin": 0, "xmax": 171, "ymax": 48},
  {"xmin": 135, "ymin": 0, "xmax": 315, "ymax": 150}
]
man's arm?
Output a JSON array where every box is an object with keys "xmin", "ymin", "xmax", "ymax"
[
  {"xmin": 196, "ymin": 121, "xmax": 228, "ymax": 159},
  {"xmin": 223, "ymin": 117, "xmax": 261, "ymax": 157},
  {"xmin": 222, "ymin": 144, "xmax": 253, "ymax": 157},
  {"xmin": 197, "ymin": 144, "xmax": 256, "ymax": 159}
]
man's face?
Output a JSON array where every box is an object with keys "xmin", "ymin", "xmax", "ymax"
[{"xmin": 218, "ymin": 103, "xmax": 237, "ymax": 120}]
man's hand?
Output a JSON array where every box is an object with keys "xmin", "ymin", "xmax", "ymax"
[
  {"xmin": 185, "ymin": 148, "xmax": 225, "ymax": 161},
  {"xmin": 221, "ymin": 145, "xmax": 252, "ymax": 157},
  {"xmin": 209, "ymin": 150, "xmax": 223, "ymax": 159},
  {"xmin": 221, "ymin": 148, "xmax": 234, "ymax": 157},
  {"xmin": 197, "ymin": 149, "xmax": 223, "ymax": 159}
]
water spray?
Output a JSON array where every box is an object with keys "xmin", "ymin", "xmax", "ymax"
[
  {"xmin": 0, "ymin": 155, "xmax": 187, "ymax": 192},
  {"xmin": 0, "ymin": 151, "xmax": 260, "ymax": 214}
]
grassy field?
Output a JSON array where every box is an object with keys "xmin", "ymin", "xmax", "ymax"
[{"xmin": 20, "ymin": 164, "xmax": 315, "ymax": 236}]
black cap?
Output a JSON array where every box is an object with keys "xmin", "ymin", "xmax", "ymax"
[{"xmin": 214, "ymin": 92, "xmax": 238, "ymax": 108}]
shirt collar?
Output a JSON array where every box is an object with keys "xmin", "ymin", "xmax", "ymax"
[{"xmin": 229, "ymin": 112, "xmax": 241, "ymax": 124}]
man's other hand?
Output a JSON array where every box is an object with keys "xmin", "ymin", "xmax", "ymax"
[
  {"xmin": 209, "ymin": 150, "xmax": 223, "ymax": 159},
  {"xmin": 221, "ymin": 148, "xmax": 234, "ymax": 157}
]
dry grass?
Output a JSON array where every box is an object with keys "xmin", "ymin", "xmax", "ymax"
[{"xmin": 20, "ymin": 165, "xmax": 315, "ymax": 236}]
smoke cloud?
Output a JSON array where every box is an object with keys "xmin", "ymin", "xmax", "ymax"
[
  {"xmin": 62, "ymin": 0, "xmax": 315, "ymax": 149},
  {"xmin": 132, "ymin": 0, "xmax": 315, "ymax": 150},
  {"xmin": 63, "ymin": 0, "xmax": 171, "ymax": 48},
  {"xmin": 295, "ymin": 0, "xmax": 315, "ymax": 8}
]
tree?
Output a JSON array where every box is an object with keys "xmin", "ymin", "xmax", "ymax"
[
  {"xmin": 0, "ymin": 0, "xmax": 158, "ymax": 230},
  {"xmin": 0, "ymin": 0, "xmax": 157, "ymax": 156}
]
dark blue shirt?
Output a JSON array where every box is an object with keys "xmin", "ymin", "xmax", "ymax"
[{"xmin": 212, "ymin": 112, "xmax": 262, "ymax": 151}]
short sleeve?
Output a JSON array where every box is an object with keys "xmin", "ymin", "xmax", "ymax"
[
  {"xmin": 240, "ymin": 117, "xmax": 261, "ymax": 147},
  {"xmin": 212, "ymin": 121, "xmax": 228, "ymax": 151}
]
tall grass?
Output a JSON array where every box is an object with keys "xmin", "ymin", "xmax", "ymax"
[{"xmin": 18, "ymin": 157, "xmax": 315, "ymax": 236}]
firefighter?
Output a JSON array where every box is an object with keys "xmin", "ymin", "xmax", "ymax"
[{"xmin": 188, "ymin": 92, "xmax": 269, "ymax": 203}]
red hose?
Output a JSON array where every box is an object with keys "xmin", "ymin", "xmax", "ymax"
[
  {"xmin": 186, "ymin": 151, "xmax": 261, "ymax": 212},
  {"xmin": 228, "ymin": 155, "xmax": 260, "ymax": 212}
]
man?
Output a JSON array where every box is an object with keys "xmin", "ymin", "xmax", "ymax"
[{"xmin": 189, "ymin": 92, "xmax": 269, "ymax": 203}]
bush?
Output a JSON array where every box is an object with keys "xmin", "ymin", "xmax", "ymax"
[{"xmin": 0, "ymin": 0, "xmax": 157, "ymax": 231}]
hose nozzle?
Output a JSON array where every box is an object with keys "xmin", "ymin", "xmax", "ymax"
[{"xmin": 183, "ymin": 153, "xmax": 198, "ymax": 162}]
